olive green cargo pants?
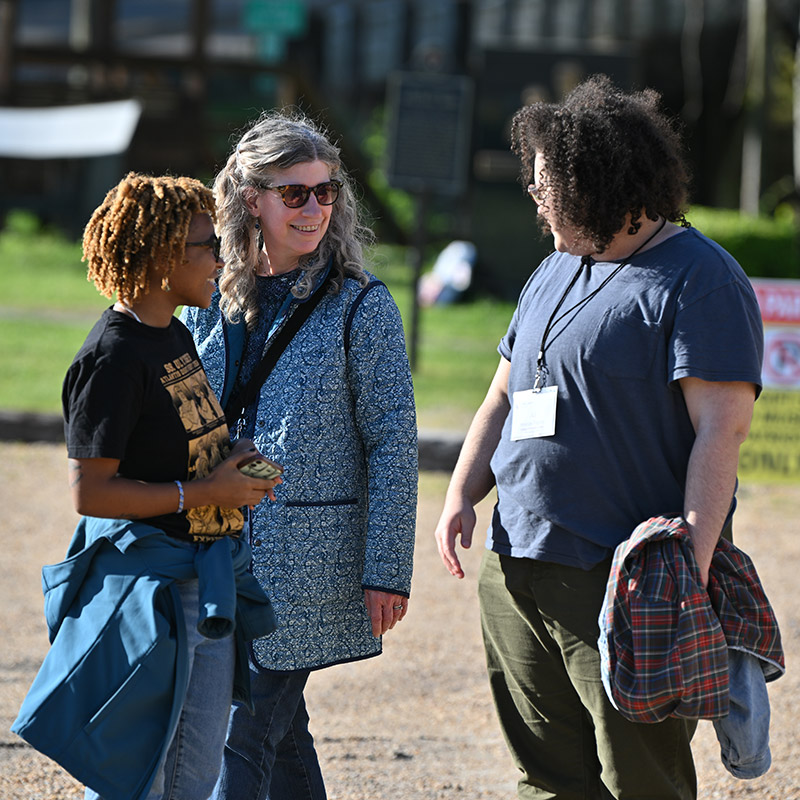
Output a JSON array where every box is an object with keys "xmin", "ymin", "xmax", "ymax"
[{"xmin": 478, "ymin": 549, "xmax": 697, "ymax": 799}]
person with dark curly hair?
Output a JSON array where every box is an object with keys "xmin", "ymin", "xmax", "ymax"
[
  {"xmin": 13, "ymin": 173, "xmax": 281, "ymax": 800},
  {"xmin": 434, "ymin": 75, "xmax": 763, "ymax": 798}
]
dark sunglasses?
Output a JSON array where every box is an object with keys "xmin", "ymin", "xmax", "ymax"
[
  {"xmin": 265, "ymin": 180, "xmax": 342, "ymax": 209},
  {"xmin": 186, "ymin": 233, "xmax": 222, "ymax": 260}
]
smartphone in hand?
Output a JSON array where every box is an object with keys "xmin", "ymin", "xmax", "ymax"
[{"xmin": 238, "ymin": 453, "xmax": 284, "ymax": 480}]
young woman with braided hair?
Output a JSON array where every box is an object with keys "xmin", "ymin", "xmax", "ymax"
[
  {"xmin": 182, "ymin": 112, "xmax": 417, "ymax": 800},
  {"xmin": 13, "ymin": 172, "xmax": 281, "ymax": 800}
]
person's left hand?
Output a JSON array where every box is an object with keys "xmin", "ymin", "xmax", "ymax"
[{"xmin": 364, "ymin": 589, "xmax": 408, "ymax": 637}]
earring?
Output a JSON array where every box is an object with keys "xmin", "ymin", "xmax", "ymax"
[
  {"xmin": 162, "ymin": 276, "xmax": 171, "ymax": 292},
  {"xmin": 254, "ymin": 220, "xmax": 261, "ymax": 232}
]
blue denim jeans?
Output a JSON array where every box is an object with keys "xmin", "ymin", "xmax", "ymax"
[
  {"xmin": 713, "ymin": 649, "xmax": 772, "ymax": 779},
  {"xmin": 210, "ymin": 664, "xmax": 327, "ymax": 800},
  {"xmin": 85, "ymin": 578, "xmax": 235, "ymax": 800}
]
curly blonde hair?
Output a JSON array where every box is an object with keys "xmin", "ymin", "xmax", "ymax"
[
  {"xmin": 83, "ymin": 172, "xmax": 216, "ymax": 304},
  {"xmin": 214, "ymin": 110, "xmax": 372, "ymax": 327}
]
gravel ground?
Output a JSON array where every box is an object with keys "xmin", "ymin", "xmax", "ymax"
[{"xmin": 1, "ymin": 442, "xmax": 798, "ymax": 799}]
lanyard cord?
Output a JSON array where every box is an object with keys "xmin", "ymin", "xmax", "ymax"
[{"xmin": 533, "ymin": 217, "xmax": 667, "ymax": 390}]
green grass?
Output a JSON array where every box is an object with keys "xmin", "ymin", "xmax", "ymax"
[
  {"xmin": 0, "ymin": 214, "xmax": 108, "ymax": 412},
  {"xmin": 0, "ymin": 213, "xmax": 109, "ymax": 412},
  {"xmin": 370, "ymin": 254, "xmax": 514, "ymax": 431},
  {"xmin": 0, "ymin": 318, "xmax": 98, "ymax": 412},
  {"xmin": 0, "ymin": 217, "xmax": 513, "ymax": 429},
  {"xmin": 407, "ymin": 299, "xmax": 512, "ymax": 430},
  {"xmin": 1, "ymin": 213, "xmax": 107, "ymax": 312},
  {"xmin": 6, "ymin": 203, "xmax": 799, "ymax": 431}
]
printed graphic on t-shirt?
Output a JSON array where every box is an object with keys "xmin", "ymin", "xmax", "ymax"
[{"xmin": 161, "ymin": 352, "xmax": 244, "ymax": 540}]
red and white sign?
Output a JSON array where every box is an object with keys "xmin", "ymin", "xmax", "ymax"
[
  {"xmin": 751, "ymin": 279, "xmax": 800, "ymax": 389},
  {"xmin": 763, "ymin": 328, "xmax": 800, "ymax": 386},
  {"xmin": 752, "ymin": 278, "xmax": 800, "ymax": 325}
]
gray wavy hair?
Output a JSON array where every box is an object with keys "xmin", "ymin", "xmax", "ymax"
[{"xmin": 214, "ymin": 110, "xmax": 372, "ymax": 326}]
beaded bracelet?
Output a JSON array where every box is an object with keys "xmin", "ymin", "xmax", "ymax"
[{"xmin": 174, "ymin": 480, "xmax": 185, "ymax": 514}]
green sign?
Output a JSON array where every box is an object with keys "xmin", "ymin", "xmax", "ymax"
[
  {"xmin": 257, "ymin": 32, "xmax": 287, "ymax": 62},
  {"xmin": 244, "ymin": 0, "xmax": 307, "ymax": 37}
]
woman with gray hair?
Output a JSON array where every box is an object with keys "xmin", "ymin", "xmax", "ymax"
[{"xmin": 182, "ymin": 111, "xmax": 418, "ymax": 800}]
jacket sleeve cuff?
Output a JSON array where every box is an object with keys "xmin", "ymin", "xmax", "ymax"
[{"xmin": 361, "ymin": 583, "xmax": 410, "ymax": 599}]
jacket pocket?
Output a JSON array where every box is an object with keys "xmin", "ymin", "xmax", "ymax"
[
  {"xmin": 285, "ymin": 498, "xmax": 358, "ymax": 508},
  {"xmin": 82, "ymin": 638, "xmax": 176, "ymax": 739},
  {"xmin": 84, "ymin": 662, "xmax": 148, "ymax": 735},
  {"xmin": 71, "ymin": 650, "xmax": 176, "ymax": 800}
]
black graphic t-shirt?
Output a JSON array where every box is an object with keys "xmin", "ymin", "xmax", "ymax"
[{"xmin": 63, "ymin": 307, "xmax": 243, "ymax": 542}]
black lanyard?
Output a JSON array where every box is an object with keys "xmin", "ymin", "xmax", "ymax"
[{"xmin": 533, "ymin": 218, "xmax": 667, "ymax": 391}]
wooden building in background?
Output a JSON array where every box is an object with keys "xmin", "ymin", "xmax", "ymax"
[{"xmin": 1, "ymin": 0, "xmax": 798, "ymax": 295}]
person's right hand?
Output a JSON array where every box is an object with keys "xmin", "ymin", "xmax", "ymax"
[
  {"xmin": 197, "ymin": 448, "xmax": 282, "ymax": 510},
  {"xmin": 434, "ymin": 496, "xmax": 477, "ymax": 579}
]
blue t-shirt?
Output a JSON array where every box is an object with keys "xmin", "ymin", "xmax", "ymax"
[{"xmin": 489, "ymin": 227, "xmax": 764, "ymax": 568}]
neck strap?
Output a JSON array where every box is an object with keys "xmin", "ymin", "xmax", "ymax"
[{"xmin": 533, "ymin": 218, "xmax": 666, "ymax": 391}]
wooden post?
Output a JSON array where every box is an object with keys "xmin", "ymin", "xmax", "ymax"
[
  {"xmin": 794, "ymin": 7, "xmax": 800, "ymax": 197},
  {"xmin": 0, "ymin": 0, "xmax": 18, "ymax": 103},
  {"xmin": 740, "ymin": 0, "xmax": 768, "ymax": 215},
  {"xmin": 408, "ymin": 189, "xmax": 429, "ymax": 372}
]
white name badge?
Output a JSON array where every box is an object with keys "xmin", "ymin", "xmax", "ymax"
[{"xmin": 511, "ymin": 386, "xmax": 558, "ymax": 440}]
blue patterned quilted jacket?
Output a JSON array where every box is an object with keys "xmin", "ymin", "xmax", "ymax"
[{"xmin": 181, "ymin": 266, "xmax": 417, "ymax": 670}]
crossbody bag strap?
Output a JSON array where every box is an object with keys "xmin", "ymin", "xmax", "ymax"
[
  {"xmin": 343, "ymin": 279, "xmax": 385, "ymax": 357},
  {"xmin": 224, "ymin": 277, "xmax": 331, "ymax": 428}
]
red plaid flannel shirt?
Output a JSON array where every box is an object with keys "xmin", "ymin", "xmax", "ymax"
[{"xmin": 599, "ymin": 516, "xmax": 784, "ymax": 723}]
